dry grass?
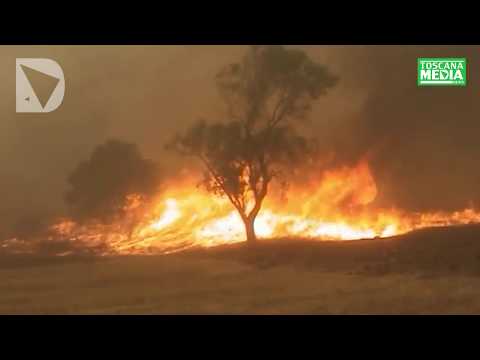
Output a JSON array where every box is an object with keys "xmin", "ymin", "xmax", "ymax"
[{"xmin": 2, "ymin": 224, "xmax": 480, "ymax": 314}]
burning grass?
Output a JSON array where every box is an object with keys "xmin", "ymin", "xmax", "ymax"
[
  {"xmin": 3, "ymin": 161, "xmax": 480, "ymax": 256},
  {"xmin": 31, "ymin": 161, "xmax": 480, "ymax": 255}
]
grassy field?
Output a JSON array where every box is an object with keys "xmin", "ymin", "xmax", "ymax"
[{"xmin": 2, "ymin": 224, "xmax": 480, "ymax": 314}]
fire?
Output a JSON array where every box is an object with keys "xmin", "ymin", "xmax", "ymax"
[
  {"xmin": 14, "ymin": 160, "xmax": 480, "ymax": 255},
  {"xmin": 150, "ymin": 199, "xmax": 181, "ymax": 230}
]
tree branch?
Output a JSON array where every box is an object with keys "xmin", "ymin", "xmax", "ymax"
[{"xmin": 197, "ymin": 154, "xmax": 245, "ymax": 215}]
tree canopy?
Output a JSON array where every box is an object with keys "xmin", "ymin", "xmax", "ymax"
[
  {"xmin": 65, "ymin": 139, "xmax": 160, "ymax": 225},
  {"xmin": 169, "ymin": 46, "xmax": 338, "ymax": 244}
]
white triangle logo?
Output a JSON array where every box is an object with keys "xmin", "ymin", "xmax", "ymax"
[{"xmin": 16, "ymin": 58, "xmax": 65, "ymax": 113}]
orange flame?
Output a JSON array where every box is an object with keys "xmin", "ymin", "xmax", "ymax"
[{"xmin": 43, "ymin": 161, "xmax": 480, "ymax": 255}]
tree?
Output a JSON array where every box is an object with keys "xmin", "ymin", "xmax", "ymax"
[
  {"xmin": 168, "ymin": 46, "xmax": 338, "ymax": 245},
  {"xmin": 65, "ymin": 139, "xmax": 160, "ymax": 232}
]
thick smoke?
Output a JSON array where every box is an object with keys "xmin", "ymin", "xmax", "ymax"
[
  {"xmin": 1, "ymin": 45, "xmax": 479, "ymax": 238},
  {"xmin": 313, "ymin": 46, "xmax": 480, "ymax": 211}
]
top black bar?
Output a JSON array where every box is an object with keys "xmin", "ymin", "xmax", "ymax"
[{"xmin": 2, "ymin": 17, "xmax": 480, "ymax": 45}]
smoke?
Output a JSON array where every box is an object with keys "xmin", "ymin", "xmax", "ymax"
[
  {"xmin": 310, "ymin": 46, "xmax": 480, "ymax": 211},
  {"xmin": 1, "ymin": 45, "xmax": 479, "ymax": 238}
]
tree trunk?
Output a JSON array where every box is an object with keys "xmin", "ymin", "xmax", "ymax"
[{"xmin": 243, "ymin": 216, "xmax": 257, "ymax": 246}]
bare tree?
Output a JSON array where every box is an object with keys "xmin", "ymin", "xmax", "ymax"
[{"xmin": 168, "ymin": 46, "xmax": 338, "ymax": 245}]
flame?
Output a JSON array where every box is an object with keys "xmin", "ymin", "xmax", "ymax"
[
  {"xmin": 22, "ymin": 160, "xmax": 480, "ymax": 255},
  {"xmin": 150, "ymin": 198, "xmax": 181, "ymax": 230}
]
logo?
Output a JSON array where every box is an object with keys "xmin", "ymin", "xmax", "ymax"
[
  {"xmin": 417, "ymin": 58, "xmax": 467, "ymax": 87},
  {"xmin": 16, "ymin": 58, "xmax": 65, "ymax": 113}
]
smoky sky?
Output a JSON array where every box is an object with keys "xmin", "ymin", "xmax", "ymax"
[{"xmin": 1, "ymin": 45, "xmax": 479, "ymax": 237}]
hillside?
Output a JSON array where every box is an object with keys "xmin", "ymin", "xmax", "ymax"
[
  {"xmin": 193, "ymin": 224, "xmax": 480, "ymax": 276},
  {"xmin": 1, "ymin": 224, "xmax": 480, "ymax": 314}
]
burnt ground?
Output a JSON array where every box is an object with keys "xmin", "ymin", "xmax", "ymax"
[
  {"xmin": 189, "ymin": 223, "xmax": 480, "ymax": 276},
  {"xmin": 1, "ymin": 224, "xmax": 480, "ymax": 314}
]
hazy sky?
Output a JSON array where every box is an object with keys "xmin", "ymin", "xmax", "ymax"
[{"xmin": 1, "ymin": 45, "xmax": 479, "ymax": 236}]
